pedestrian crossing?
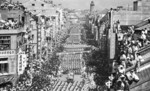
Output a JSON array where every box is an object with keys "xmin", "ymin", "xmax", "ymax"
[
  {"xmin": 0, "ymin": 75, "xmax": 16, "ymax": 85},
  {"xmin": 52, "ymin": 80, "xmax": 84, "ymax": 91}
]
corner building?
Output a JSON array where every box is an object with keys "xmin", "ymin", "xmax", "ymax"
[{"xmin": 0, "ymin": 2, "xmax": 28, "ymax": 86}]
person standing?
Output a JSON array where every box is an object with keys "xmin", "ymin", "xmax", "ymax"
[
  {"xmin": 136, "ymin": 53, "xmax": 144, "ymax": 72},
  {"xmin": 67, "ymin": 70, "xmax": 74, "ymax": 83}
]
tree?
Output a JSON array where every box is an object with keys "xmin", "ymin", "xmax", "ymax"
[{"xmin": 83, "ymin": 49, "xmax": 110, "ymax": 86}]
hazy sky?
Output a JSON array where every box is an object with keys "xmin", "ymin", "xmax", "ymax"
[{"xmin": 11, "ymin": 0, "xmax": 135, "ymax": 10}]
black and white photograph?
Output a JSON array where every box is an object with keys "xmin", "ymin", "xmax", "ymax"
[{"xmin": 0, "ymin": 0, "xmax": 149, "ymax": 91}]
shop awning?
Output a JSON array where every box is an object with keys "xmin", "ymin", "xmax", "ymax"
[
  {"xmin": 120, "ymin": 25, "xmax": 133, "ymax": 32},
  {"xmin": 136, "ymin": 24, "xmax": 150, "ymax": 30},
  {"xmin": 135, "ymin": 19, "xmax": 150, "ymax": 30},
  {"xmin": 0, "ymin": 75, "xmax": 17, "ymax": 85}
]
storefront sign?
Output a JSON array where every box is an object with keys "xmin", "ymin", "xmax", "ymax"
[
  {"xmin": 0, "ymin": 50, "xmax": 16, "ymax": 56},
  {"xmin": 18, "ymin": 51, "xmax": 27, "ymax": 75},
  {"xmin": 18, "ymin": 54, "xmax": 23, "ymax": 75},
  {"xmin": 0, "ymin": 75, "xmax": 15, "ymax": 85}
]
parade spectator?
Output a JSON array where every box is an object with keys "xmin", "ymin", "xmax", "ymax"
[
  {"xmin": 118, "ymin": 32, "xmax": 124, "ymax": 46},
  {"xmin": 132, "ymin": 44, "xmax": 138, "ymax": 59},
  {"xmin": 137, "ymin": 39, "xmax": 142, "ymax": 48},
  {"xmin": 115, "ymin": 78, "xmax": 125, "ymax": 91},
  {"xmin": 108, "ymin": 21, "xmax": 145, "ymax": 90},
  {"xmin": 0, "ymin": 19, "xmax": 22, "ymax": 30},
  {"xmin": 129, "ymin": 26, "xmax": 135, "ymax": 35},
  {"xmin": 112, "ymin": 61, "xmax": 119, "ymax": 73},
  {"xmin": 135, "ymin": 53, "xmax": 144, "ymax": 72},
  {"xmin": 144, "ymin": 28, "xmax": 148, "ymax": 35},
  {"xmin": 105, "ymin": 80, "xmax": 112, "ymax": 90},
  {"xmin": 3, "ymin": 87, "xmax": 7, "ymax": 91},
  {"xmin": 126, "ymin": 57, "xmax": 134, "ymax": 67},
  {"xmin": 118, "ymin": 65, "xmax": 125, "ymax": 74},
  {"xmin": 127, "ymin": 46, "xmax": 133, "ymax": 58},
  {"xmin": 126, "ymin": 70, "xmax": 139, "ymax": 85},
  {"xmin": 117, "ymin": 20, "xmax": 121, "ymax": 33},
  {"xmin": 109, "ymin": 74, "xmax": 115, "ymax": 81},
  {"xmin": 141, "ymin": 31, "xmax": 147, "ymax": 47}
]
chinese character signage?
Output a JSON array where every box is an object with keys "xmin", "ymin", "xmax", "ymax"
[
  {"xmin": 9, "ymin": 57, "xmax": 16, "ymax": 74},
  {"xmin": 0, "ymin": 50, "xmax": 16, "ymax": 56},
  {"xmin": 18, "ymin": 51, "xmax": 27, "ymax": 75}
]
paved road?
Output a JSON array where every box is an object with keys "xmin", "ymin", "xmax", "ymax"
[
  {"xmin": 60, "ymin": 24, "xmax": 88, "ymax": 74},
  {"xmin": 52, "ymin": 24, "xmax": 90, "ymax": 91}
]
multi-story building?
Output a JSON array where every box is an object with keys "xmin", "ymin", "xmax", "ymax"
[
  {"xmin": 0, "ymin": 2, "xmax": 28, "ymax": 86},
  {"xmin": 23, "ymin": 0, "xmax": 65, "ymax": 57},
  {"xmin": 88, "ymin": 0, "xmax": 150, "ymax": 61}
]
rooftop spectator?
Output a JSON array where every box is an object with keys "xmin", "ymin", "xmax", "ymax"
[{"xmin": 108, "ymin": 20, "xmax": 148, "ymax": 90}]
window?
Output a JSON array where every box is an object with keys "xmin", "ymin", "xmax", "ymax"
[
  {"xmin": 0, "ymin": 58, "xmax": 8, "ymax": 74},
  {"xmin": 32, "ymin": 4, "xmax": 35, "ymax": 6},
  {"xmin": 0, "ymin": 36, "xmax": 11, "ymax": 50},
  {"xmin": 41, "ymin": 4, "xmax": 44, "ymax": 6}
]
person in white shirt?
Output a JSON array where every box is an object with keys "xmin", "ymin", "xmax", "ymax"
[
  {"xmin": 132, "ymin": 45, "xmax": 138, "ymax": 59},
  {"xmin": 136, "ymin": 53, "xmax": 144, "ymax": 72},
  {"xmin": 144, "ymin": 28, "xmax": 148, "ymax": 35},
  {"xmin": 126, "ymin": 70, "xmax": 139, "ymax": 85},
  {"xmin": 141, "ymin": 31, "xmax": 147, "ymax": 46},
  {"xmin": 118, "ymin": 33, "xmax": 124, "ymax": 46},
  {"xmin": 120, "ymin": 52, "xmax": 127, "ymax": 62},
  {"xmin": 137, "ymin": 40, "xmax": 142, "ymax": 48},
  {"xmin": 105, "ymin": 80, "xmax": 112, "ymax": 90},
  {"xmin": 118, "ymin": 65, "xmax": 125, "ymax": 74}
]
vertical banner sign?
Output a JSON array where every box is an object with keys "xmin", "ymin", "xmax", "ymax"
[
  {"xmin": 22, "ymin": 54, "xmax": 27, "ymax": 72},
  {"xmin": 18, "ymin": 51, "xmax": 27, "ymax": 75},
  {"xmin": 18, "ymin": 53, "xmax": 23, "ymax": 75}
]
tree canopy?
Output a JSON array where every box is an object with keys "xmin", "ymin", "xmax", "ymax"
[{"xmin": 83, "ymin": 49, "xmax": 110, "ymax": 86}]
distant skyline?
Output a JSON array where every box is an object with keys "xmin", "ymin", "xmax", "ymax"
[{"xmin": 10, "ymin": 0, "xmax": 135, "ymax": 10}]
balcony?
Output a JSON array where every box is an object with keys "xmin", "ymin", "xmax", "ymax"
[{"xmin": 0, "ymin": 20, "xmax": 26, "ymax": 34}]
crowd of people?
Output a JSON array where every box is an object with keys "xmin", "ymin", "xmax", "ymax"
[
  {"xmin": 105, "ymin": 21, "xmax": 150, "ymax": 90},
  {"xmin": 0, "ymin": 65, "xmax": 33, "ymax": 91},
  {"xmin": 0, "ymin": 19, "xmax": 23, "ymax": 30},
  {"xmin": 80, "ymin": 65, "xmax": 97, "ymax": 91},
  {"xmin": 0, "ymin": 62, "xmax": 55, "ymax": 91}
]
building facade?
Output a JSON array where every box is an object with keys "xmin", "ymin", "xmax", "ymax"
[
  {"xmin": 0, "ymin": 2, "xmax": 28, "ymax": 86},
  {"xmin": 23, "ymin": 0, "xmax": 64, "ymax": 57}
]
